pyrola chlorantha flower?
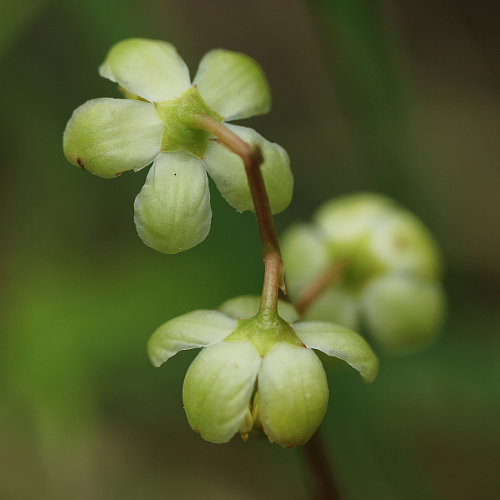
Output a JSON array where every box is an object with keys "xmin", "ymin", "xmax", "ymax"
[
  {"xmin": 63, "ymin": 38, "xmax": 293, "ymax": 254},
  {"xmin": 148, "ymin": 296, "xmax": 378, "ymax": 447},
  {"xmin": 281, "ymin": 193, "xmax": 446, "ymax": 353}
]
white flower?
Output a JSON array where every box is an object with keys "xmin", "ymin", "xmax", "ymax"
[
  {"xmin": 63, "ymin": 38, "xmax": 293, "ymax": 254},
  {"xmin": 281, "ymin": 193, "xmax": 446, "ymax": 353},
  {"xmin": 148, "ymin": 296, "xmax": 378, "ymax": 447}
]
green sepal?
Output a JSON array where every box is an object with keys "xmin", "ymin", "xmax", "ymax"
[
  {"xmin": 155, "ymin": 87, "xmax": 223, "ymax": 158},
  {"xmin": 225, "ymin": 314, "xmax": 303, "ymax": 356}
]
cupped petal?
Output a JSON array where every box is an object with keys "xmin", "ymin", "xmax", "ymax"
[
  {"xmin": 193, "ymin": 49, "xmax": 271, "ymax": 120},
  {"xmin": 301, "ymin": 286, "xmax": 359, "ymax": 331},
  {"xmin": 370, "ymin": 211, "xmax": 442, "ymax": 280},
  {"xmin": 258, "ymin": 343, "xmax": 328, "ymax": 447},
  {"xmin": 147, "ymin": 310, "xmax": 237, "ymax": 367},
  {"xmin": 204, "ymin": 124, "xmax": 293, "ymax": 214},
  {"xmin": 183, "ymin": 340, "xmax": 261, "ymax": 444},
  {"xmin": 293, "ymin": 321, "xmax": 378, "ymax": 382},
  {"xmin": 134, "ymin": 152, "xmax": 211, "ymax": 254},
  {"xmin": 280, "ymin": 223, "xmax": 332, "ymax": 299},
  {"xmin": 99, "ymin": 38, "xmax": 191, "ymax": 103},
  {"xmin": 361, "ymin": 275, "xmax": 445, "ymax": 354},
  {"xmin": 314, "ymin": 192, "xmax": 395, "ymax": 246},
  {"xmin": 63, "ymin": 98, "xmax": 163, "ymax": 178},
  {"xmin": 218, "ymin": 295, "xmax": 299, "ymax": 323}
]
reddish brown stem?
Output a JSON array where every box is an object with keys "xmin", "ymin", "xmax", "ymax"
[
  {"xmin": 294, "ymin": 260, "xmax": 347, "ymax": 316},
  {"xmin": 303, "ymin": 430, "xmax": 343, "ymax": 500},
  {"xmin": 194, "ymin": 115, "xmax": 283, "ymax": 313}
]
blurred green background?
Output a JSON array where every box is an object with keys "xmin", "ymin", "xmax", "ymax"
[{"xmin": 1, "ymin": 0, "xmax": 499, "ymax": 499}]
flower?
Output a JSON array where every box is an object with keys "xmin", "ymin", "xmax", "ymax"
[
  {"xmin": 63, "ymin": 38, "xmax": 293, "ymax": 254},
  {"xmin": 148, "ymin": 295, "xmax": 378, "ymax": 447},
  {"xmin": 281, "ymin": 193, "xmax": 446, "ymax": 353}
]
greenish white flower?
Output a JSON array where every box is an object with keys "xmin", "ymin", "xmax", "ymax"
[
  {"xmin": 63, "ymin": 38, "xmax": 293, "ymax": 254},
  {"xmin": 148, "ymin": 295, "xmax": 378, "ymax": 447},
  {"xmin": 281, "ymin": 193, "xmax": 446, "ymax": 353}
]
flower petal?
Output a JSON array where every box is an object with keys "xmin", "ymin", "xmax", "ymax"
[
  {"xmin": 99, "ymin": 38, "xmax": 191, "ymax": 103},
  {"xmin": 302, "ymin": 286, "xmax": 359, "ymax": 331},
  {"xmin": 134, "ymin": 152, "xmax": 211, "ymax": 254},
  {"xmin": 370, "ymin": 211, "xmax": 442, "ymax": 280},
  {"xmin": 147, "ymin": 310, "xmax": 237, "ymax": 367},
  {"xmin": 280, "ymin": 224, "xmax": 331, "ymax": 299},
  {"xmin": 183, "ymin": 340, "xmax": 261, "ymax": 444},
  {"xmin": 63, "ymin": 98, "xmax": 163, "ymax": 178},
  {"xmin": 218, "ymin": 295, "xmax": 299, "ymax": 323},
  {"xmin": 361, "ymin": 275, "xmax": 445, "ymax": 353},
  {"xmin": 293, "ymin": 321, "xmax": 378, "ymax": 382},
  {"xmin": 314, "ymin": 192, "xmax": 394, "ymax": 245},
  {"xmin": 204, "ymin": 124, "xmax": 293, "ymax": 214},
  {"xmin": 193, "ymin": 49, "xmax": 271, "ymax": 120},
  {"xmin": 314, "ymin": 193, "xmax": 441, "ymax": 280},
  {"xmin": 258, "ymin": 343, "xmax": 328, "ymax": 447}
]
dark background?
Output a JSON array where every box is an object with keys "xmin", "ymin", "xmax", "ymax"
[{"xmin": 1, "ymin": 1, "xmax": 499, "ymax": 498}]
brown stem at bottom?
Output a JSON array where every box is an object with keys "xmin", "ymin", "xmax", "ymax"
[
  {"xmin": 295, "ymin": 263, "xmax": 348, "ymax": 498},
  {"xmin": 303, "ymin": 430, "xmax": 343, "ymax": 500},
  {"xmin": 193, "ymin": 114, "xmax": 283, "ymax": 314}
]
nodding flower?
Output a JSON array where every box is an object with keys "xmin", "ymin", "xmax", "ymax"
[
  {"xmin": 148, "ymin": 295, "xmax": 378, "ymax": 447},
  {"xmin": 64, "ymin": 38, "xmax": 293, "ymax": 254}
]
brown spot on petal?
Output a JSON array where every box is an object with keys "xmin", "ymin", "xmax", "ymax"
[
  {"xmin": 394, "ymin": 235, "xmax": 409, "ymax": 251},
  {"xmin": 115, "ymin": 172, "xmax": 123, "ymax": 177},
  {"xmin": 76, "ymin": 157, "xmax": 86, "ymax": 171}
]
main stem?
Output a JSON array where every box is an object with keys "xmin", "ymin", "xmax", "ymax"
[
  {"xmin": 303, "ymin": 431, "xmax": 343, "ymax": 500},
  {"xmin": 194, "ymin": 115, "xmax": 283, "ymax": 314}
]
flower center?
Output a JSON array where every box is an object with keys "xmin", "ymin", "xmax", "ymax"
[
  {"xmin": 155, "ymin": 86, "xmax": 223, "ymax": 158},
  {"xmin": 328, "ymin": 235, "xmax": 387, "ymax": 293},
  {"xmin": 225, "ymin": 314, "xmax": 304, "ymax": 356}
]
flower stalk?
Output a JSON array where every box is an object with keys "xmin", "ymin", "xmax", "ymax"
[
  {"xmin": 303, "ymin": 431, "xmax": 342, "ymax": 500},
  {"xmin": 295, "ymin": 260, "xmax": 348, "ymax": 316},
  {"xmin": 194, "ymin": 114, "xmax": 284, "ymax": 315}
]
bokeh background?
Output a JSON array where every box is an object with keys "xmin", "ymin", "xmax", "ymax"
[{"xmin": 1, "ymin": 0, "xmax": 499, "ymax": 499}]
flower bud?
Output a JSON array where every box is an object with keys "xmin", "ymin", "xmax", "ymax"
[{"xmin": 281, "ymin": 193, "xmax": 445, "ymax": 353}]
